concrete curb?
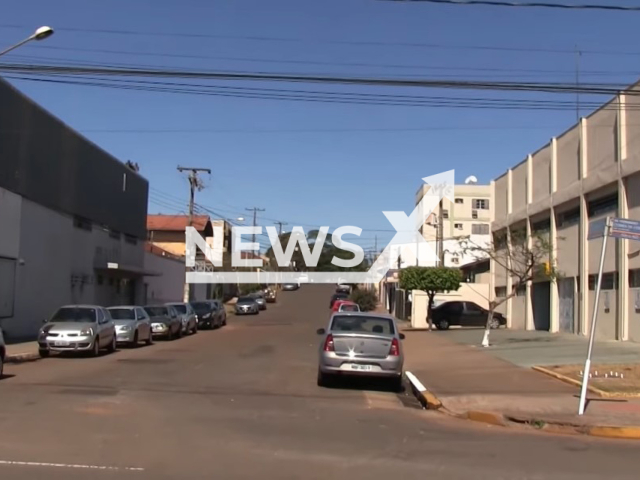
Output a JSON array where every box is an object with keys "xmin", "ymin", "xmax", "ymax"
[
  {"xmin": 6, "ymin": 351, "xmax": 40, "ymax": 364},
  {"xmin": 533, "ymin": 366, "xmax": 640, "ymax": 399},
  {"xmin": 405, "ymin": 371, "xmax": 442, "ymax": 410},
  {"xmin": 406, "ymin": 370, "xmax": 640, "ymax": 440}
]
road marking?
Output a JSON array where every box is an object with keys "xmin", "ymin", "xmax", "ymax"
[{"xmin": 0, "ymin": 460, "xmax": 144, "ymax": 472}]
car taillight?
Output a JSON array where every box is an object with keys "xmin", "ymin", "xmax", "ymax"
[
  {"xmin": 389, "ymin": 338, "xmax": 400, "ymax": 356},
  {"xmin": 323, "ymin": 334, "xmax": 335, "ymax": 352}
]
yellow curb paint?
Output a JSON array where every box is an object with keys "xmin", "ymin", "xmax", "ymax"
[
  {"xmin": 466, "ymin": 411, "xmax": 505, "ymax": 427},
  {"xmin": 588, "ymin": 426, "xmax": 640, "ymax": 440},
  {"xmin": 422, "ymin": 391, "xmax": 443, "ymax": 410},
  {"xmin": 532, "ymin": 366, "xmax": 640, "ymax": 398}
]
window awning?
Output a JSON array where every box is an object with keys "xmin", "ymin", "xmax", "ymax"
[{"xmin": 95, "ymin": 262, "xmax": 162, "ymax": 277}]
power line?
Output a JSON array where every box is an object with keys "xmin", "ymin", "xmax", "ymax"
[{"xmin": 382, "ymin": 0, "xmax": 640, "ymax": 11}]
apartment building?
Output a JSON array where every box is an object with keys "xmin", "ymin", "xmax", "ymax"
[
  {"xmin": 491, "ymin": 80, "xmax": 640, "ymax": 342},
  {"xmin": 414, "ymin": 183, "xmax": 493, "ymax": 266}
]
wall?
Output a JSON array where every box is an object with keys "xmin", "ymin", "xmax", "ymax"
[
  {"xmin": 586, "ymin": 101, "xmax": 617, "ymax": 174},
  {"xmin": 494, "ymin": 175, "xmax": 508, "ymax": 221},
  {"xmin": 143, "ymin": 251, "xmax": 186, "ymax": 305},
  {"xmin": 511, "ymin": 293, "xmax": 526, "ymax": 330},
  {"xmin": 511, "ymin": 160, "xmax": 528, "ymax": 213},
  {"xmin": 0, "ymin": 79, "xmax": 148, "ymax": 238},
  {"xmin": 556, "ymin": 128, "xmax": 580, "ymax": 191},
  {"xmin": 532, "ymin": 145, "xmax": 551, "ymax": 202}
]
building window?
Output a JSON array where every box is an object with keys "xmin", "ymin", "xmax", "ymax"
[
  {"xmin": 473, "ymin": 199, "xmax": 489, "ymax": 210},
  {"xmin": 558, "ymin": 207, "xmax": 580, "ymax": 228},
  {"xmin": 451, "ymin": 257, "xmax": 460, "ymax": 264},
  {"xmin": 516, "ymin": 284, "xmax": 526, "ymax": 296},
  {"xmin": 124, "ymin": 234, "xmax": 138, "ymax": 245},
  {"xmin": 531, "ymin": 218, "xmax": 551, "ymax": 233},
  {"xmin": 442, "ymin": 210, "xmax": 449, "ymax": 219},
  {"xmin": 73, "ymin": 216, "xmax": 92, "ymax": 232},
  {"xmin": 472, "ymin": 210, "xmax": 478, "ymax": 219},
  {"xmin": 472, "ymin": 224, "xmax": 490, "ymax": 235},
  {"xmin": 455, "ymin": 198, "xmax": 464, "ymax": 204},
  {"xmin": 109, "ymin": 229, "xmax": 121, "ymax": 240},
  {"xmin": 97, "ymin": 275, "xmax": 104, "ymax": 286},
  {"xmin": 588, "ymin": 272, "xmax": 617, "ymax": 291},
  {"xmin": 495, "ymin": 286, "xmax": 507, "ymax": 297},
  {"xmin": 588, "ymin": 193, "xmax": 618, "ymax": 218},
  {"xmin": 454, "ymin": 223, "xmax": 463, "ymax": 230},
  {"xmin": 630, "ymin": 269, "xmax": 640, "ymax": 288}
]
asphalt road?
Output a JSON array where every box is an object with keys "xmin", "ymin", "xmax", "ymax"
[{"xmin": 1, "ymin": 285, "xmax": 639, "ymax": 479}]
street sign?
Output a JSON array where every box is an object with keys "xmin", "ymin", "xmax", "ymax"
[
  {"xmin": 610, "ymin": 217, "xmax": 640, "ymax": 241},
  {"xmin": 587, "ymin": 217, "xmax": 607, "ymax": 240}
]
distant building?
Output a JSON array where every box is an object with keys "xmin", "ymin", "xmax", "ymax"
[{"xmin": 0, "ymin": 79, "xmax": 150, "ymax": 339}]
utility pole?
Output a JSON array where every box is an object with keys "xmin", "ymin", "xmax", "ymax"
[
  {"xmin": 245, "ymin": 207, "xmax": 265, "ymax": 245},
  {"xmin": 575, "ymin": 45, "xmax": 582, "ymax": 121},
  {"xmin": 177, "ymin": 165, "xmax": 211, "ymax": 302},
  {"xmin": 274, "ymin": 220, "xmax": 288, "ymax": 238},
  {"xmin": 437, "ymin": 199, "xmax": 445, "ymax": 267}
]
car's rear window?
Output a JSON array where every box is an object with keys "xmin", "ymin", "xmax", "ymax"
[
  {"xmin": 145, "ymin": 306, "xmax": 167, "ymax": 317},
  {"xmin": 340, "ymin": 304, "xmax": 360, "ymax": 312},
  {"xmin": 330, "ymin": 315, "xmax": 395, "ymax": 335}
]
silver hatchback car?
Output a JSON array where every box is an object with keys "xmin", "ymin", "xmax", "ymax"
[
  {"xmin": 38, "ymin": 305, "xmax": 117, "ymax": 357},
  {"xmin": 316, "ymin": 312, "xmax": 405, "ymax": 391},
  {"xmin": 107, "ymin": 306, "xmax": 153, "ymax": 347}
]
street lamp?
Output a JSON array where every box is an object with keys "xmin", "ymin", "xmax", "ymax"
[{"xmin": 0, "ymin": 26, "xmax": 54, "ymax": 58}]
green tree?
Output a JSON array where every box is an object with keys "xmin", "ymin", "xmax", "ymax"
[
  {"xmin": 350, "ymin": 288, "xmax": 378, "ymax": 312},
  {"xmin": 399, "ymin": 267, "xmax": 462, "ymax": 331}
]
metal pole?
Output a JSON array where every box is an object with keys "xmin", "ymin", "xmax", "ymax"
[
  {"xmin": 438, "ymin": 200, "xmax": 445, "ymax": 266},
  {"xmin": 578, "ymin": 217, "xmax": 610, "ymax": 415}
]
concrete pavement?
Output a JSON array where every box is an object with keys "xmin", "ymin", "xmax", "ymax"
[{"xmin": 1, "ymin": 286, "xmax": 640, "ymax": 479}]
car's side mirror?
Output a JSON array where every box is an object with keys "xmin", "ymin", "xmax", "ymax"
[
  {"xmin": 316, "ymin": 328, "xmax": 326, "ymax": 335},
  {"xmin": 399, "ymin": 333, "xmax": 406, "ymax": 340}
]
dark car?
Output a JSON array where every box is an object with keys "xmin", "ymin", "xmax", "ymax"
[
  {"xmin": 191, "ymin": 300, "xmax": 226, "ymax": 329},
  {"xmin": 282, "ymin": 283, "xmax": 299, "ymax": 291},
  {"xmin": 431, "ymin": 301, "xmax": 506, "ymax": 330},
  {"xmin": 265, "ymin": 289, "xmax": 277, "ymax": 303},
  {"xmin": 329, "ymin": 293, "xmax": 350, "ymax": 309},
  {"xmin": 144, "ymin": 305, "xmax": 182, "ymax": 340}
]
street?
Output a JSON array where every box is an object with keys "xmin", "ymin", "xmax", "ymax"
[{"xmin": 1, "ymin": 286, "xmax": 639, "ymax": 480}]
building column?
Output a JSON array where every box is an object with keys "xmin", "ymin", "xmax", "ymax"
[
  {"xmin": 617, "ymin": 94, "xmax": 629, "ymax": 341},
  {"xmin": 506, "ymin": 169, "xmax": 514, "ymax": 326},
  {"xmin": 549, "ymin": 137, "xmax": 559, "ymax": 333},
  {"xmin": 525, "ymin": 218, "xmax": 534, "ymax": 330},
  {"xmin": 578, "ymin": 117, "xmax": 589, "ymax": 336}
]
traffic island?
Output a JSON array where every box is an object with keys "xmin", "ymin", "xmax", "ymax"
[{"xmin": 533, "ymin": 364, "xmax": 640, "ymax": 398}]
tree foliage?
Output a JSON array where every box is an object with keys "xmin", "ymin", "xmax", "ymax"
[
  {"xmin": 350, "ymin": 288, "xmax": 378, "ymax": 312},
  {"xmin": 399, "ymin": 267, "xmax": 462, "ymax": 330}
]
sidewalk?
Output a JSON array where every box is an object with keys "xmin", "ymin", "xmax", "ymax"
[
  {"xmin": 4, "ymin": 341, "xmax": 40, "ymax": 363},
  {"xmin": 402, "ymin": 328, "xmax": 640, "ymax": 436}
]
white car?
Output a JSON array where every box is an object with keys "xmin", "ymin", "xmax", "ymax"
[{"xmin": 0, "ymin": 327, "xmax": 5, "ymax": 378}]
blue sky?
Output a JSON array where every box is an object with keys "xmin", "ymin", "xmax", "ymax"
[{"xmin": 3, "ymin": 0, "xmax": 640, "ymax": 252}]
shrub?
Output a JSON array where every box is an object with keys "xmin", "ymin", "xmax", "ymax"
[{"xmin": 350, "ymin": 289, "xmax": 377, "ymax": 312}]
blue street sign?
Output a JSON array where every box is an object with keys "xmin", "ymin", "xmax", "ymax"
[
  {"xmin": 587, "ymin": 218, "xmax": 607, "ymax": 240},
  {"xmin": 610, "ymin": 217, "xmax": 640, "ymax": 241}
]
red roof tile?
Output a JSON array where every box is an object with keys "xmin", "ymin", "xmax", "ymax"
[{"xmin": 147, "ymin": 215, "xmax": 210, "ymax": 232}]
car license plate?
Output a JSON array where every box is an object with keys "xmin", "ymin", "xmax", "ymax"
[
  {"xmin": 54, "ymin": 341, "xmax": 69, "ymax": 347},
  {"xmin": 350, "ymin": 364, "xmax": 372, "ymax": 371}
]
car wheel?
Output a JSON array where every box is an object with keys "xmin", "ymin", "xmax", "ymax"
[
  {"xmin": 192, "ymin": 323, "xmax": 198, "ymax": 334},
  {"xmin": 167, "ymin": 329, "xmax": 174, "ymax": 341},
  {"xmin": 0, "ymin": 355, "xmax": 4, "ymax": 379},
  {"xmin": 222, "ymin": 317, "xmax": 227, "ymax": 326},
  {"xmin": 145, "ymin": 332, "xmax": 153, "ymax": 346},
  {"xmin": 92, "ymin": 337, "xmax": 100, "ymax": 357},
  {"xmin": 131, "ymin": 331, "xmax": 139, "ymax": 347},
  {"xmin": 437, "ymin": 319, "xmax": 450, "ymax": 331},
  {"xmin": 177, "ymin": 327, "xmax": 183, "ymax": 339},
  {"xmin": 317, "ymin": 370, "xmax": 331, "ymax": 387},
  {"xmin": 390, "ymin": 375, "xmax": 403, "ymax": 393},
  {"xmin": 108, "ymin": 335, "xmax": 117, "ymax": 353},
  {"xmin": 38, "ymin": 349, "xmax": 50, "ymax": 358},
  {"xmin": 490, "ymin": 317, "xmax": 501, "ymax": 329}
]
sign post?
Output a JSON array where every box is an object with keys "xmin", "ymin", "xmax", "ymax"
[
  {"xmin": 578, "ymin": 217, "xmax": 610, "ymax": 415},
  {"xmin": 579, "ymin": 216, "xmax": 640, "ymax": 415}
]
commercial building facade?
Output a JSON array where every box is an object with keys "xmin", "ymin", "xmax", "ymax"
[
  {"xmin": 0, "ymin": 79, "xmax": 150, "ymax": 340},
  {"xmin": 491, "ymin": 81, "xmax": 640, "ymax": 342}
]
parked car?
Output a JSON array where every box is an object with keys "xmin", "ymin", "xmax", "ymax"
[
  {"xmin": 338, "ymin": 302, "xmax": 360, "ymax": 313},
  {"xmin": 431, "ymin": 301, "xmax": 506, "ymax": 330},
  {"xmin": 332, "ymin": 299, "xmax": 353, "ymax": 312},
  {"xmin": 107, "ymin": 306, "xmax": 153, "ymax": 347},
  {"xmin": 191, "ymin": 300, "xmax": 226, "ymax": 329},
  {"xmin": 282, "ymin": 283, "xmax": 299, "ymax": 291},
  {"xmin": 235, "ymin": 296, "xmax": 260, "ymax": 315},
  {"xmin": 265, "ymin": 289, "xmax": 277, "ymax": 303},
  {"xmin": 316, "ymin": 312, "xmax": 405, "ymax": 391},
  {"xmin": 249, "ymin": 292, "xmax": 267, "ymax": 310},
  {"xmin": 144, "ymin": 305, "xmax": 182, "ymax": 340},
  {"xmin": 38, "ymin": 305, "xmax": 117, "ymax": 358},
  {"xmin": 329, "ymin": 292, "xmax": 349, "ymax": 309},
  {"xmin": 166, "ymin": 302, "xmax": 198, "ymax": 335},
  {"xmin": 0, "ymin": 326, "xmax": 5, "ymax": 378},
  {"xmin": 336, "ymin": 284, "xmax": 351, "ymax": 294}
]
